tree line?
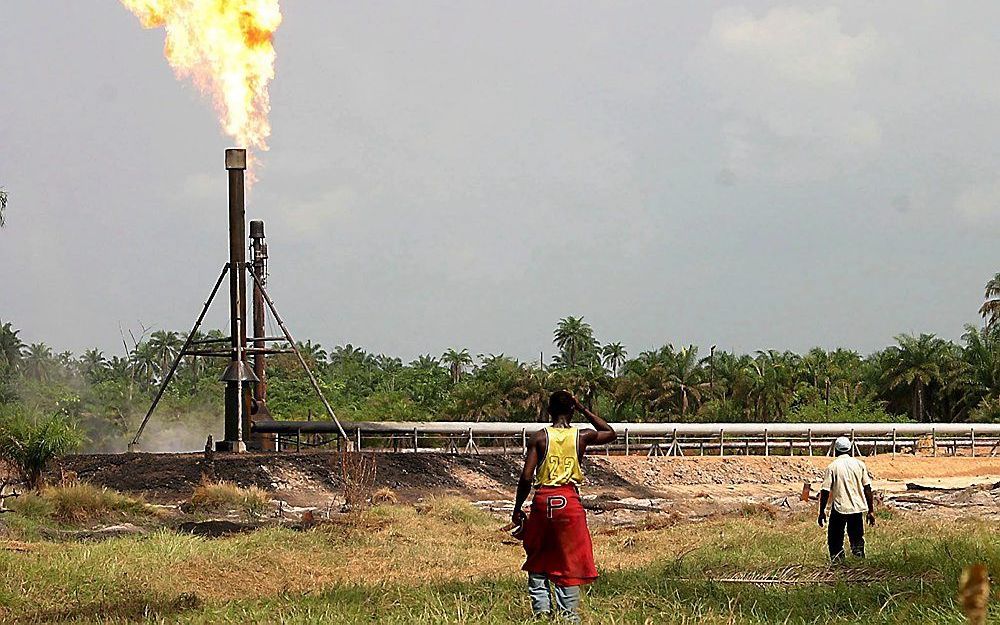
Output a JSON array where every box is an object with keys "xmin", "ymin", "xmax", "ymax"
[{"xmin": 4, "ymin": 273, "xmax": 1000, "ymax": 450}]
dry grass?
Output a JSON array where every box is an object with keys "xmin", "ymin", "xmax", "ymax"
[
  {"xmin": 959, "ymin": 564, "xmax": 990, "ymax": 625},
  {"xmin": 11, "ymin": 482, "xmax": 149, "ymax": 523},
  {"xmin": 189, "ymin": 480, "xmax": 270, "ymax": 520},
  {"xmin": 0, "ymin": 498, "xmax": 997, "ymax": 623},
  {"xmin": 339, "ymin": 450, "xmax": 377, "ymax": 510},
  {"xmin": 371, "ymin": 487, "xmax": 398, "ymax": 505}
]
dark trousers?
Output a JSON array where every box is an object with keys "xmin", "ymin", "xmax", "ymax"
[{"xmin": 827, "ymin": 510, "xmax": 865, "ymax": 560}]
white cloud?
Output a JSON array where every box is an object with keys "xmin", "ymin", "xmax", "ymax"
[
  {"xmin": 708, "ymin": 6, "xmax": 877, "ymax": 87},
  {"xmin": 697, "ymin": 6, "xmax": 884, "ymax": 182}
]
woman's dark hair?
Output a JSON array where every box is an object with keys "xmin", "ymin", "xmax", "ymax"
[{"xmin": 547, "ymin": 390, "xmax": 575, "ymax": 418}]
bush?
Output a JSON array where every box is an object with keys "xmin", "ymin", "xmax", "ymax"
[
  {"xmin": 190, "ymin": 480, "xmax": 270, "ymax": 520},
  {"xmin": 970, "ymin": 396, "xmax": 1000, "ymax": 423},
  {"xmin": 789, "ymin": 399, "xmax": 906, "ymax": 424},
  {"xmin": 0, "ymin": 405, "xmax": 83, "ymax": 489},
  {"xmin": 42, "ymin": 483, "xmax": 149, "ymax": 523},
  {"xmin": 9, "ymin": 491, "xmax": 54, "ymax": 519},
  {"xmin": 11, "ymin": 483, "xmax": 148, "ymax": 523},
  {"xmin": 693, "ymin": 399, "xmax": 745, "ymax": 423}
]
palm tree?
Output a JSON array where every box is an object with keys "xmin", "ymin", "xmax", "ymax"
[
  {"xmin": 665, "ymin": 346, "xmax": 708, "ymax": 416},
  {"xmin": 553, "ymin": 316, "xmax": 598, "ymax": 368},
  {"xmin": 23, "ymin": 343, "xmax": 54, "ymax": 381},
  {"xmin": 601, "ymin": 342, "xmax": 627, "ymax": 377},
  {"xmin": 745, "ymin": 350, "xmax": 798, "ymax": 421},
  {"xmin": 0, "ymin": 321, "xmax": 25, "ymax": 371},
  {"xmin": 375, "ymin": 354, "xmax": 403, "ymax": 392},
  {"xmin": 147, "ymin": 330, "xmax": 183, "ymax": 378},
  {"xmin": 78, "ymin": 348, "xmax": 109, "ymax": 382},
  {"xmin": 130, "ymin": 341, "xmax": 158, "ymax": 389},
  {"xmin": 962, "ymin": 324, "xmax": 1000, "ymax": 404},
  {"xmin": 107, "ymin": 355, "xmax": 132, "ymax": 382},
  {"xmin": 296, "ymin": 340, "xmax": 328, "ymax": 365},
  {"xmin": 981, "ymin": 273, "xmax": 1000, "ymax": 328},
  {"xmin": 411, "ymin": 354, "xmax": 441, "ymax": 370},
  {"xmin": 883, "ymin": 333, "xmax": 950, "ymax": 421},
  {"xmin": 331, "ymin": 344, "xmax": 366, "ymax": 366},
  {"xmin": 441, "ymin": 348, "xmax": 473, "ymax": 384}
]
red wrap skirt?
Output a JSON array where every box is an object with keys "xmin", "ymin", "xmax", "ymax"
[{"xmin": 521, "ymin": 484, "xmax": 598, "ymax": 587}]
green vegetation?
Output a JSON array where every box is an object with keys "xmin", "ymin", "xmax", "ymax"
[
  {"xmin": 0, "ymin": 404, "xmax": 82, "ymax": 488},
  {"xmin": 11, "ymin": 483, "xmax": 151, "ymax": 524},
  {"xmin": 5, "ymin": 274, "xmax": 1000, "ymax": 451},
  {"xmin": 0, "ymin": 498, "xmax": 996, "ymax": 623}
]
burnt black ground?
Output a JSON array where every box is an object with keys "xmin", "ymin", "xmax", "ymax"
[{"xmin": 55, "ymin": 451, "xmax": 639, "ymax": 503}]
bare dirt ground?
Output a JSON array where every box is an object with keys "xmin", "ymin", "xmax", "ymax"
[{"xmin": 55, "ymin": 452, "xmax": 1000, "ymax": 526}]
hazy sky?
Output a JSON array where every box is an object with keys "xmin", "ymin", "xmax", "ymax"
[{"xmin": 3, "ymin": 1, "xmax": 1000, "ymax": 362}]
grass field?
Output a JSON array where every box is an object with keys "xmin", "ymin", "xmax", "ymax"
[{"xmin": 0, "ymin": 497, "xmax": 996, "ymax": 624}]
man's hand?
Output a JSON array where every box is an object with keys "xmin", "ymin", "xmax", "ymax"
[
  {"xmin": 512, "ymin": 507, "xmax": 526, "ymax": 527},
  {"xmin": 817, "ymin": 511, "xmax": 826, "ymax": 528},
  {"xmin": 867, "ymin": 511, "xmax": 876, "ymax": 527},
  {"xmin": 568, "ymin": 391, "xmax": 585, "ymax": 411}
]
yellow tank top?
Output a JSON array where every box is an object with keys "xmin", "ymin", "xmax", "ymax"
[{"xmin": 535, "ymin": 427, "xmax": 584, "ymax": 487}]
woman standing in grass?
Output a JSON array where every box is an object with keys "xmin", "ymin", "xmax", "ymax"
[{"xmin": 511, "ymin": 390, "xmax": 616, "ymax": 621}]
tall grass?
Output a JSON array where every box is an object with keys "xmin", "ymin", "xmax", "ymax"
[
  {"xmin": 189, "ymin": 480, "xmax": 270, "ymax": 520},
  {"xmin": 10, "ymin": 482, "xmax": 150, "ymax": 523},
  {"xmin": 0, "ymin": 499, "xmax": 995, "ymax": 623}
]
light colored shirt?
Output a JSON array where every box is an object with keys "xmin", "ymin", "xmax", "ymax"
[
  {"xmin": 821, "ymin": 454, "xmax": 872, "ymax": 514},
  {"xmin": 534, "ymin": 427, "xmax": 584, "ymax": 487}
]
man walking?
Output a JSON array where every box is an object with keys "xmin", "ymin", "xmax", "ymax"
[
  {"xmin": 511, "ymin": 390, "xmax": 616, "ymax": 621},
  {"xmin": 818, "ymin": 436, "xmax": 876, "ymax": 561}
]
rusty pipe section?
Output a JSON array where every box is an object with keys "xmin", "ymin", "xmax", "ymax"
[
  {"xmin": 220, "ymin": 148, "xmax": 256, "ymax": 452},
  {"xmin": 248, "ymin": 218, "xmax": 275, "ymax": 450},
  {"xmin": 250, "ymin": 218, "xmax": 268, "ymax": 405}
]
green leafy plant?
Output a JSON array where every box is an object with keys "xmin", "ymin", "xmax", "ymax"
[{"xmin": 0, "ymin": 406, "xmax": 83, "ymax": 489}]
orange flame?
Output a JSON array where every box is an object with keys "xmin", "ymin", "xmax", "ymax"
[{"xmin": 120, "ymin": 0, "xmax": 282, "ymax": 168}]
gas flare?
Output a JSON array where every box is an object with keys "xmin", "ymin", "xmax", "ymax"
[{"xmin": 120, "ymin": 0, "xmax": 282, "ymax": 167}]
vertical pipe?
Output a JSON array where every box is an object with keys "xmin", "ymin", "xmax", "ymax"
[
  {"xmin": 521, "ymin": 428, "xmax": 527, "ymax": 456},
  {"xmin": 248, "ymin": 219, "xmax": 272, "ymax": 449},
  {"xmin": 932, "ymin": 428, "xmax": 937, "ymax": 457},
  {"xmin": 972, "ymin": 428, "xmax": 976, "ymax": 458},
  {"xmin": 764, "ymin": 429, "xmax": 769, "ymax": 457},
  {"xmin": 224, "ymin": 148, "xmax": 249, "ymax": 451},
  {"xmin": 808, "ymin": 429, "xmax": 813, "ymax": 456},
  {"xmin": 720, "ymin": 429, "xmax": 725, "ymax": 457},
  {"xmin": 413, "ymin": 427, "xmax": 419, "ymax": 453},
  {"xmin": 356, "ymin": 428, "xmax": 362, "ymax": 450},
  {"xmin": 625, "ymin": 428, "xmax": 630, "ymax": 456}
]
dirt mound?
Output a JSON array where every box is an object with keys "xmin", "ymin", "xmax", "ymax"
[
  {"xmin": 596, "ymin": 456, "xmax": 826, "ymax": 489},
  {"xmin": 57, "ymin": 452, "xmax": 633, "ymax": 503},
  {"xmin": 57, "ymin": 452, "xmax": 1000, "ymax": 505}
]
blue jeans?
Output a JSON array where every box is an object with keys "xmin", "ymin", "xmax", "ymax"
[{"xmin": 528, "ymin": 573, "xmax": 581, "ymax": 621}]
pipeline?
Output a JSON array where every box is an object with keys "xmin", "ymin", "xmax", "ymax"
[{"xmin": 252, "ymin": 420, "xmax": 1000, "ymax": 437}]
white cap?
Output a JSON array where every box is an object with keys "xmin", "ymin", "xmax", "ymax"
[{"xmin": 834, "ymin": 436, "xmax": 852, "ymax": 453}]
